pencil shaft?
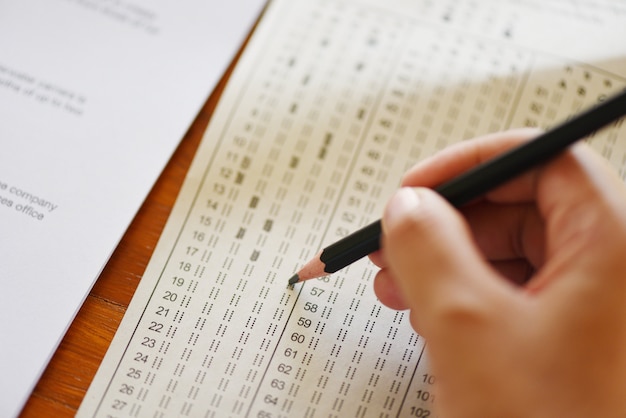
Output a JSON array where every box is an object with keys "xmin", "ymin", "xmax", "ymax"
[
  {"xmin": 318, "ymin": 89, "xmax": 626, "ymax": 276},
  {"xmin": 320, "ymin": 221, "xmax": 381, "ymax": 273}
]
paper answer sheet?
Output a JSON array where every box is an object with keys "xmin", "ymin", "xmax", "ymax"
[
  {"xmin": 0, "ymin": 0, "xmax": 266, "ymax": 416},
  {"xmin": 79, "ymin": 0, "xmax": 626, "ymax": 416}
]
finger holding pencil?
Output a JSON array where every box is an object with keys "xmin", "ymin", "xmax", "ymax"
[{"xmin": 288, "ymin": 88, "xmax": 626, "ymax": 285}]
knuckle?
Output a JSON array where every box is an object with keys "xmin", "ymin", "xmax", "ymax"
[{"xmin": 429, "ymin": 287, "xmax": 491, "ymax": 330}]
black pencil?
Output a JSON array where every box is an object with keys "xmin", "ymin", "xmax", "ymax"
[{"xmin": 288, "ymin": 88, "xmax": 626, "ymax": 285}]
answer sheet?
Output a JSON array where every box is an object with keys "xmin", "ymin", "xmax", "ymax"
[
  {"xmin": 0, "ymin": 0, "xmax": 265, "ymax": 416},
  {"xmin": 79, "ymin": 0, "xmax": 626, "ymax": 416}
]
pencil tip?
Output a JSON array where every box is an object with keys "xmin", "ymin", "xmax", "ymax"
[{"xmin": 288, "ymin": 274, "xmax": 300, "ymax": 285}]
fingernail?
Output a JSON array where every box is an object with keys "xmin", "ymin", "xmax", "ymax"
[{"xmin": 384, "ymin": 187, "xmax": 421, "ymax": 230}]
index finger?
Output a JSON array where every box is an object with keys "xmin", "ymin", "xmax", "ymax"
[{"xmin": 402, "ymin": 128, "xmax": 542, "ymax": 203}]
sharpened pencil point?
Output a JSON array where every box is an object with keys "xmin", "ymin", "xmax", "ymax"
[{"xmin": 288, "ymin": 274, "xmax": 300, "ymax": 285}]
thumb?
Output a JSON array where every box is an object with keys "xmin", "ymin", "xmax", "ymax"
[{"xmin": 381, "ymin": 187, "xmax": 513, "ymax": 337}]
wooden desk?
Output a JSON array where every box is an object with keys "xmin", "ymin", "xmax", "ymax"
[{"xmin": 18, "ymin": 29, "xmax": 251, "ymax": 418}]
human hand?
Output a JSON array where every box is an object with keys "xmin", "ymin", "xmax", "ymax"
[{"xmin": 370, "ymin": 129, "xmax": 626, "ymax": 417}]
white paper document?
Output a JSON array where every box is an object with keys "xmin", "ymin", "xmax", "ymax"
[
  {"xmin": 79, "ymin": 0, "xmax": 626, "ymax": 416},
  {"xmin": 0, "ymin": 0, "xmax": 266, "ymax": 416}
]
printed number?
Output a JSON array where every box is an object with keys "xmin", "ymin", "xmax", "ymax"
[
  {"xmin": 192, "ymin": 230, "xmax": 205, "ymax": 242},
  {"xmin": 373, "ymin": 133, "xmax": 387, "ymax": 144},
  {"xmin": 290, "ymin": 332, "xmax": 305, "ymax": 343},
  {"xmin": 220, "ymin": 167, "xmax": 233, "ymax": 179},
  {"xmin": 257, "ymin": 411, "xmax": 272, "ymax": 418},
  {"xmin": 126, "ymin": 368, "xmax": 142, "ymax": 379},
  {"xmin": 386, "ymin": 102, "xmax": 399, "ymax": 113},
  {"xmin": 284, "ymin": 348, "xmax": 298, "ymax": 358},
  {"xmin": 304, "ymin": 302, "xmax": 318, "ymax": 312},
  {"xmin": 335, "ymin": 227, "xmax": 349, "ymax": 237},
  {"xmin": 213, "ymin": 183, "xmax": 225, "ymax": 195},
  {"xmin": 410, "ymin": 407, "xmax": 431, "ymax": 417},
  {"xmin": 341, "ymin": 212, "xmax": 356, "ymax": 223},
  {"xmin": 367, "ymin": 149, "xmax": 381, "ymax": 160},
  {"xmin": 163, "ymin": 291, "xmax": 177, "ymax": 302},
  {"xmin": 361, "ymin": 166, "xmax": 375, "ymax": 176},
  {"xmin": 347, "ymin": 196, "xmax": 361, "ymax": 207},
  {"xmin": 270, "ymin": 379, "xmax": 285, "ymax": 390},
  {"xmin": 119, "ymin": 384, "xmax": 134, "ymax": 395},
  {"xmin": 524, "ymin": 118, "xmax": 538, "ymax": 127},
  {"xmin": 277, "ymin": 363, "xmax": 292, "ymax": 374},
  {"xmin": 234, "ymin": 136, "xmax": 247, "ymax": 147},
  {"xmin": 141, "ymin": 337, "xmax": 156, "ymax": 348},
  {"xmin": 148, "ymin": 321, "xmax": 163, "ymax": 333},
  {"xmin": 156, "ymin": 306, "xmax": 169, "ymax": 317},
  {"xmin": 416, "ymin": 390, "xmax": 434, "ymax": 403},
  {"xmin": 111, "ymin": 399, "xmax": 127, "ymax": 410},
  {"xmin": 264, "ymin": 394, "xmax": 278, "ymax": 405},
  {"xmin": 134, "ymin": 352, "xmax": 148, "ymax": 363},
  {"xmin": 422, "ymin": 373, "xmax": 436, "ymax": 385},
  {"xmin": 354, "ymin": 181, "xmax": 368, "ymax": 192},
  {"xmin": 310, "ymin": 287, "xmax": 325, "ymax": 297},
  {"xmin": 297, "ymin": 317, "xmax": 311, "ymax": 328}
]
